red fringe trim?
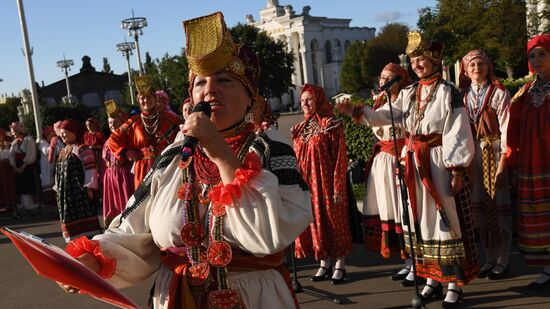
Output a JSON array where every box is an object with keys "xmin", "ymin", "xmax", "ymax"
[
  {"xmin": 208, "ymin": 152, "xmax": 262, "ymax": 216},
  {"xmin": 65, "ymin": 236, "xmax": 116, "ymax": 278}
]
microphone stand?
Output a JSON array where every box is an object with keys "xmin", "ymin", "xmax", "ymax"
[
  {"xmin": 385, "ymin": 89, "xmax": 424, "ymax": 309},
  {"xmin": 288, "ymin": 243, "xmax": 343, "ymax": 304}
]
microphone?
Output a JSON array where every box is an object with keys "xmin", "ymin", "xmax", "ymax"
[
  {"xmin": 379, "ymin": 76, "xmax": 402, "ymax": 92},
  {"xmin": 181, "ymin": 101, "xmax": 212, "ymax": 161}
]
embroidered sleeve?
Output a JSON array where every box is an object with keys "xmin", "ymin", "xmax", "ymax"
[{"xmin": 65, "ymin": 236, "xmax": 116, "ymax": 279}]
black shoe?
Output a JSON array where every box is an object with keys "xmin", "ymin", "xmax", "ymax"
[
  {"xmin": 391, "ymin": 267, "xmax": 410, "ymax": 281},
  {"xmin": 487, "ymin": 264, "xmax": 510, "ymax": 280},
  {"xmin": 442, "ymin": 288, "xmax": 463, "ymax": 309},
  {"xmin": 527, "ymin": 271, "xmax": 550, "ymax": 289},
  {"xmin": 331, "ymin": 268, "xmax": 346, "ymax": 285},
  {"xmin": 401, "ymin": 276, "xmax": 426, "ymax": 287},
  {"xmin": 311, "ymin": 266, "xmax": 332, "ymax": 282},
  {"xmin": 477, "ymin": 263, "xmax": 495, "ymax": 278},
  {"xmin": 419, "ymin": 282, "xmax": 443, "ymax": 302}
]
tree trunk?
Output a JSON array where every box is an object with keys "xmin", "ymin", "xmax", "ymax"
[{"xmin": 506, "ymin": 65, "xmax": 514, "ymax": 79}]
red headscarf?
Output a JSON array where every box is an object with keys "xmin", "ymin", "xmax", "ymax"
[
  {"xmin": 60, "ymin": 119, "xmax": 84, "ymax": 144},
  {"xmin": 301, "ymin": 83, "xmax": 334, "ymax": 119},
  {"xmin": 527, "ymin": 34, "xmax": 550, "ymax": 73},
  {"xmin": 381, "ymin": 62, "xmax": 412, "ymax": 90}
]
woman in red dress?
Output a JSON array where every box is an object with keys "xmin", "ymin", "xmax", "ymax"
[
  {"xmin": 102, "ymin": 110, "xmax": 134, "ymax": 226},
  {"xmin": 507, "ymin": 34, "xmax": 550, "ymax": 288},
  {"xmin": 293, "ymin": 84, "xmax": 353, "ymax": 284}
]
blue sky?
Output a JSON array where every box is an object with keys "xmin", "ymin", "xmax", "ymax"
[{"xmin": 0, "ymin": 0, "xmax": 436, "ymax": 97}]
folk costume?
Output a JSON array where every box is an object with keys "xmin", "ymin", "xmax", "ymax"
[
  {"xmin": 102, "ymin": 103, "xmax": 134, "ymax": 227},
  {"xmin": 38, "ymin": 126, "xmax": 58, "ymax": 215},
  {"xmin": 507, "ymin": 34, "xmax": 550, "ymax": 267},
  {"xmin": 355, "ymin": 32, "xmax": 479, "ymax": 286},
  {"xmin": 460, "ymin": 50, "xmax": 513, "ymax": 279},
  {"xmin": 107, "ymin": 76, "xmax": 181, "ymax": 189},
  {"xmin": 54, "ymin": 120, "xmax": 102, "ymax": 242},
  {"xmin": 292, "ymin": 84, "xmax": 353, "ymax": 264},
  {"xmin": 66, "ymin": 12, "xmax": 312, "ymax": 309},
  {"xmin": 0, "ymin": 129, "xmax": 16, "ymax": 216},
  {"xmin": 360, "ymin": 63, "xmax": 411, "ymax": 260},
  {"xmin": 9, "ymin": 122, "xmax": 38, "ymax": 213}
]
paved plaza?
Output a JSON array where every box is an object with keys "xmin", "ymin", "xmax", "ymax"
[{"xmin": 1, "ymin": 114, "xmax": 550, "ymax": 308}]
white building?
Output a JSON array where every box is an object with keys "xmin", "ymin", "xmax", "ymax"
[
  {"xmin": 527, "ymin": 0, "xmax": 549, "ymax": 38},
  {"xmin": 247, "ymin": 0, "xmax": 375, "ymax": 111}
]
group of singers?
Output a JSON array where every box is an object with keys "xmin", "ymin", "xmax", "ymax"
[{"xmin": 5, "ymin": 10, "xmax": 544, "ymax": 309}]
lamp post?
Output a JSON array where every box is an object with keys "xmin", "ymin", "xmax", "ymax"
[
  {"xmin": 117, "ymin": 41, "xmax": 136, "ymax": 105},
  {"xmin": 16, "ymin": 0, "xmax": 42, "ymax": 142},
  {"xmin": 121, "ymin": 11, "xmax": 147, "ymax": 75},
  {"xmin": 57, "ymin": 56, "xmax": 74, "ymax": 104}
]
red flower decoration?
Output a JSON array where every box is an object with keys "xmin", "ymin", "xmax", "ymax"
[
  {"xmin": 208, "ymin": 152, "xmax": 261, "ymax": 215},
  {"xmin": 65, "ymin": 236, "xmax": 116, "ymax": 278},
  {"xmin": 207, "ymin": 241, "xmax": 232, "ymax": 267}
]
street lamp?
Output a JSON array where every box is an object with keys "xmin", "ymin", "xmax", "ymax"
[
  {"xmin": 117, "ymin": 41, "xmax": 136, "ymax": 105},
  {"xmin": 56, "ymin": 56, "xmax": 74, "ymax": 104},
  {"xmin": 121, "ymin": 11, "xmax": 147, "ymax": 75}
]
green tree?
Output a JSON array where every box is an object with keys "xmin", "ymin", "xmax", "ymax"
[
  {"xmin": 418, "ymin": 0, "xmax": 527, "ymax": 78},
  {"xmin": 340, "ymin": 41, "xmax": 369, "ymax": 94},
  {"xmin": 102, "ymin": 57, "xmax": 113, "ymax": 74},
  {"xmin": 362, "ymin": 23, "xmax": 409, "ymax": 87},
  {"xmin": 144, "ymin": 52, "xmax": 161, "ymax": 88},
  {"xmin": 0, "ymin": 97, "xmax": 21, "ymax": 129},
  {"xmin": 156, "ymin": 51, "xmax": 189, "ymax": 110},
  {"xmin": 229, "ymin": 23, "xmax": 295, "ymax": 99}
]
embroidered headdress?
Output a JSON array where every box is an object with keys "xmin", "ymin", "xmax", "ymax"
[
  {"xmin": 184, "ymin": 12, "xmax": 260, "ymax": 101},
  {"xmin": 135, "ymin": 75, "xmax": 154, "ymax": 96},
  {"xmin": 459, "ymin": 49, "xmax": 503, "ymax": 89},
  {"xmin": 406, "ymin": 31, "xmax": 443, "ymax": 64}
]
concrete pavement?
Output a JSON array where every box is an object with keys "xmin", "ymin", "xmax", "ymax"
[
  {"xmin": 2, "ymin": 114, "xmax": 550, "ymax": 308},
  {"xmin": 2, "ymin": 211, "xmax": 550, "ymax": 308}
]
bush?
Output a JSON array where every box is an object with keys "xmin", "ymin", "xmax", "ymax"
[
  {"xmin": 502, "ymin": 75, "xmax": 535, "ymax": 98},
  {"xmin": 332, "ymin": 95, "xmax": 375, "ymax": 202}
]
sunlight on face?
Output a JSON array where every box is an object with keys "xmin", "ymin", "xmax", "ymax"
[
  {"xmin": 191, "ymin": 72, "xmax": 252, "ymax": 130},
  {"xmin": 466, "ymin": 58, "xmax": 489, "ymax": 84},
  {"xmin": 300, "ymin": 91, "xmax": 316, "ymax": 115},
  {"xmin": 410, "ymin": 56, "xmax": 435, "ymax": 79}
]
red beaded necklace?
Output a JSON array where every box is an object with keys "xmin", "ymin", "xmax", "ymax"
[{"xmin": 194, "ymin": 121, "xmax": 255, "ymax": 185}]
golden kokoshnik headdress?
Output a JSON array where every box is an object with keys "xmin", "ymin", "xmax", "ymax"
[
  {"xmin": 135, "ymin": 75, "xmax": 154, "ymax": 96},
  {"xmin": 184, "ymin": 12, "xmax": 260, "ymax": 100},
  {"xmin": 406, "ymin": 31, "xmax": 443, "ymax": 64}
]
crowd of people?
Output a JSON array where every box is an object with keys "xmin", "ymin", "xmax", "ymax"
[{"xmin": 0, "ymin": 10, "xmax": 549, "ymax": 309}]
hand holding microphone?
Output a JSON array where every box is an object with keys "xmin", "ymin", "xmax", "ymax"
[{"xmin": 181, "ymin": 101, "xmax": 211, "ymax": 161}]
